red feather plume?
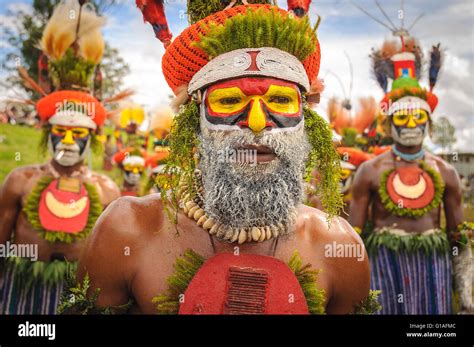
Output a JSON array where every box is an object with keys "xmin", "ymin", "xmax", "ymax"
[
  {"xmin": 136, "ymin": 0, "xmax": 172, "ymax": 48},
  {"xmin": 287, "ymin": 0, "xmax": 312, "ymax": 17}
]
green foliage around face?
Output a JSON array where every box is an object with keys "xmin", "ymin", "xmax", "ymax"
[
  {"xmin": 187, "ymin": 0, "xmax": 274, "ymax": 24},
  {"xmin": 156, "ymin": 101, "xmax": 200, "ymax": 220},
  {"xmin": 0, "ymin": 123, "xmax": 108, "ymax": 185},
  {"xmin": 304, "ymin": 107, "xmax": 344, "ymax": 220},
  {"xmin": 194, "ymin": 6, "xmax": 317, "ymax": 61},
  {"xmin": 39, "ymin": 125, "xmax": 103, "ymax": 156}
]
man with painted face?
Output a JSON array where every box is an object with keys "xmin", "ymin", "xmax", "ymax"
[
  {"xmin": 350, "ymin": 45, "xmax": 473, "ymax": 314},
  {"xmin": 0, "ymin": 1, "xmax": 120, "ymax": 314},
  {"xmin": 113, "ymin": 149, "xmax": 146, "ymax": 197},
  {"xmin": 0, "ymin": 91, "xmax": 120, "ymax": 314},
  {"xmin": 336, "ymin": 147, "xmax": 372, "ymax": 216},
  {"xmin": 60, "ymin": 2, "xmax": 377, "ymax": 315}
]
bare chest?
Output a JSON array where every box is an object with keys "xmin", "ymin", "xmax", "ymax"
[
  {"xmin": 369, "ymin": 157, "xmax": 443, "ymax": 231},
  {"xmin": 129, "ymin": 214, "xmax": 332, "ymax": 314},
  {"xmin": 14, "ymin": 172, "xmax": 104, "ymax": 262}
]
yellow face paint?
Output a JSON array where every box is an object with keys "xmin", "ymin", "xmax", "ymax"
[
  {"xmin": 206, "ymin": 82, "xmax": 302, "ymax": 133},
  {"xmin": 263, "ymin": 85, "xmax": 300, "ymax": 114},
  {"xmin": 340, "ymin": 168, "xmax": 353, "ymax": 180},
  {"xmin": 392, "ymin": 110, "xmax": 429, "ymax": 127},
  {"xmin": 124, "ymin": 164, "xmax": 144, "ymax": 174},
  {"xmin": 247, "ymin": 99, "xmax": 266, "ymax": 133},
  {"xmin": 207, "ymin": 85, "xmax": 300, "ymax": 116},
  {"xmin": 51, "ymin": 125, "xmax": 90, "ymax": 140}
]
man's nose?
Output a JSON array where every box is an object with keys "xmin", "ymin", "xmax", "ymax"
[
  {"xmin": 406, "ymin": 116, "xmax": 417, "ymax": 128},
  {"xmin": 61, "ymin": 130, "xmax": 75, "ymax": 145},
  {"xmin": 247, "ymin": 98, "xmax": 267, "ymax": 133}
]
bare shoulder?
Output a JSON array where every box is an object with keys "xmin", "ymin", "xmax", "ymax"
[
  {"xmin": 90, "ymin": 171, "xmax": 118, "ymax": 187},
  {"xmin": 353, "ymin": 151, "xmax": 389, "ymax": 183},
  {"xmin": 0, "ymin": 164, "xmax": 46, "ymax": 196},
  {"xmin": 363, "ymin": 150, "xmax": 391, "ymax": 170},
  {"xmin": 296, "ymin": 204, "xmax": 364, "ymax": 246},
  {"xmin": 296, "ymin": 204, "xmax": 370, "ymax": 309},
  {"xmin": 427, "ymin": 152, "xmax": 458, "ymax": 178},
  {"xmin": 79, "ymin": 194, "xmax": 166, "ymax": 282},
  {"xmin": 88, "ymin": 194, "xmax": 165, "ymax": 247},
  {"xmin": 89, "ymin": 171, "xmax": 121, "ymax": 204},
  {"xmin": 6, "ymin": 163, "xmax": 46, "ymax": 180}
]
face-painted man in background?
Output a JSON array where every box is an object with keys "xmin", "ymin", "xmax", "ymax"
[
  {"xmin": 0, "ymin": 1, "xmax": 120, "ymax": 315},
  {"xmin": 113, "ymin": 149, "xmax": 146, "ymax": 197},
  {"xmin": 0, "ymin": 92, "xmax": 120, "ymax": 315},
  {"xmin": 350, "ymin": 47, "xmax": 472, "ymax": 314}
]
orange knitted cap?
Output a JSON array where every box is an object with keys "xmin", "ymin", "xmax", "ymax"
[
  {"xmin": 37, "ymin": 90, "xmax": 107, "ymax": 127},
  {"xmin": 162, "ymin": 4, "xmax": 321, "ymax": 95}
]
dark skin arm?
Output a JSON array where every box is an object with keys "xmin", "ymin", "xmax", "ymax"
[
  {"xmin": 440, "ymin": 161, "xmax": 464, "ymax": 233},
  {"xmin": 0, "ymin": 169, "xmax": 24, "ymax": 244},
  {"xmin": 348, "ymin": 162, "xmax": 372, "ymax": 230},
  {"xmin": 325, "ymin": 217, "xmax": 371, "ymax": 314},
  {"xmin": 75, "ymin": 197, "xmax": 138, "ymax": 311}
]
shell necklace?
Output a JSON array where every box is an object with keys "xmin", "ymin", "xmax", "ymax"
[{"xmin": 177, "ymin": 170, "xmax": 288, "ymax": 245}]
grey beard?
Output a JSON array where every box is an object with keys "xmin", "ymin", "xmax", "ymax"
[
  {"xmin": 391, "ymin": 124, "xmax": 428, "ymax": 147},
  {"xmin": 197, "ymin": 124, "xmax": 310, "ymax": 234}
]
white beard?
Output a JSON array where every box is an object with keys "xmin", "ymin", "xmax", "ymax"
[
  {"xmin": 391, "ymin": 123, "xmax": 429, "ymax": 147},
  {"xmin": 197, "ymin": 121, "xmax": 310, "ymax": 231},
  {"xmin": 48, "ymin": 136, "xmax": 90, "ymax": 167}
]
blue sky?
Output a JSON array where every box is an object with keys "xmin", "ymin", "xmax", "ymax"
[{"xmin": 1, "ymin": 0, "xmax": 473, "ymax": 151}]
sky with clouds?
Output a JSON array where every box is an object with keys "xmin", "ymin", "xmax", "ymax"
[{"xmin": 1, "ymin": 0, "xmax": 473, "ymax": 152}]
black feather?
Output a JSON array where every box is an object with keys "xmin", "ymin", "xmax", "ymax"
[
  {"xmin": 429, "ymin": 43, "xmax": 442, "ymax": 90},
  {"xmin": 370, "ymin": 49, "xmax": 392, "ymax": 92}
]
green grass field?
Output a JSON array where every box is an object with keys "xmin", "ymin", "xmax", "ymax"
[{"xmin": 0, "ymin": 123, "xmax": 119, "ymax": 184}]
